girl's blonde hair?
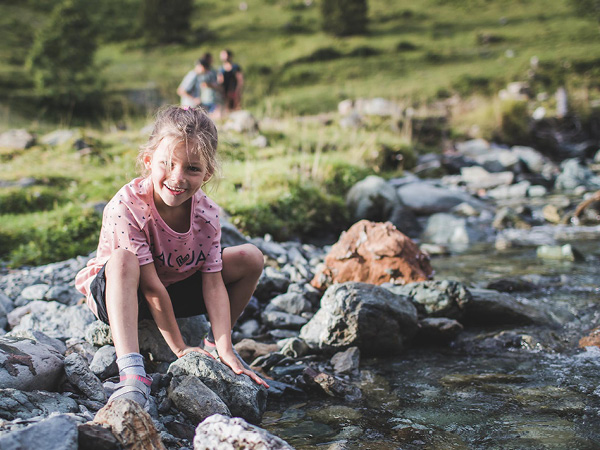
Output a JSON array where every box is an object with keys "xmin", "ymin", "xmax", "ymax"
[{"xmin": 137, "ymin": 106, "xmax": 220, "ymax": 180}]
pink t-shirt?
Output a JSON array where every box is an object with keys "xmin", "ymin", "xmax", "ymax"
[{"xmin": 75, "ymin": 177, "xmax": 222, "ymax": 317}]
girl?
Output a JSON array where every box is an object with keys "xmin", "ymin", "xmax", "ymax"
[{"xmin": 75, "ymin": 106, "xmax": 268, "ymax": 408}]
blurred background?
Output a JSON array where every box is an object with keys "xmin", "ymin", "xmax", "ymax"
[{"xmin": 0, "ymin": 0, "xmax": 599, "ymax": 267}]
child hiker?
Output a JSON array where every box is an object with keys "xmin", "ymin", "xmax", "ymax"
[{"xmin": 75, "ymin": 105, "xmax": 268, "ymax": 408}]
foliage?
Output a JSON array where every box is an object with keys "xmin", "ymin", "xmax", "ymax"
[
  {"xmin": 0, "ymin": 187, "xmax": 62, "ymax": 215},
  {"xmin": 494, "ymin": 100, "xmax": 531, "ymax": 145},
  {"xmin": 25, "ymin": 0, "xmax": 103, "ymax": 111},
  {"xmin": 89, "ymin": 0, "xmax": 141, "ymax": 43},
  {"xmin": 141, "ymin": 0, "xmax": 194, "ymax": 45},
  {"xmin": 227, "ymin": 182, "xmax": 349, "ymax": 241},
  {"xmin": 569, "ymin": 0, "xmax": 600, "ymax": 24},
  {"xmin": 320, "ymin": 0, "xmax": 368, "ymax": 36},
  {"xmin": 2, "ymin": 206, "xmax": 101, "ymax": 267}
]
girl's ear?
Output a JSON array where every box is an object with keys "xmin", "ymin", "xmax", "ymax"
[
  {"xmin": 203, "ymin": 171, "xmax": 213, "ymax": 183},
  {"xmin": 143, "ymin": 153, "xmax": 152, "ymax": 170}
]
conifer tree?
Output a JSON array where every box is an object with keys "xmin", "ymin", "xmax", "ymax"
[
  {"xmin": 26, "ymin": 0, "xmax": 101, "ymax": 108},
  {"xmin": 141, "ymin": 0, "xmax": 194, "ymax": 45}
]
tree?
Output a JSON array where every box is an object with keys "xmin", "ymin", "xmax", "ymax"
[
  {"xmin": 320, "ymin": 0, "xmax": 368, "ymax": 36},
  {"xmin": 141, "ymin": 0, "xmax": 194, "ymax": 45},
  {"xmin": 26, "ymin": 0, "xmax": 102, "ymax": 109}
]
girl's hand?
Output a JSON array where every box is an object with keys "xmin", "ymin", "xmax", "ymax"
[
  {"xmin": 219, "ymin": 351, "xmax": 270, "ymax": 388},
  {"xmin": 177, "ymin": 346, "xmax": 216, "ymax": 360}
]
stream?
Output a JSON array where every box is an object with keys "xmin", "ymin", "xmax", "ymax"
[{"xmin": 263, "ymin": 239, "xmax": 600, "ymax": 449}]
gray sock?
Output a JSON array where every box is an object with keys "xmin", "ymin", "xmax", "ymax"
[{"xmin": 111, "ymin": 352, "xmax": 149, "ymax": 406}]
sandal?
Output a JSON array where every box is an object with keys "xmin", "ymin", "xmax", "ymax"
[{"xmin": 107, "ymin": 374, "xmax": 152, "ymax": 408}]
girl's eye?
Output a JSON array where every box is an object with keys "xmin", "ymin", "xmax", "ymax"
[{"xmin": 188, "ymin": 166, "xmax": 202, "ymax": 172}]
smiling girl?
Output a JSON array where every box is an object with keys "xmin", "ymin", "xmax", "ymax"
[{"xmin": 75, "ymin": 106, "xmax": 267, "ymax": 408}]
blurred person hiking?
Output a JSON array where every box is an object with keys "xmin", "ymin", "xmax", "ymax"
[{"xmin": 217, "ymin": 49, "xmax": 244, "ymax": 111}]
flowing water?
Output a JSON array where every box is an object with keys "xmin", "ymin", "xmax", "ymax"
[{"xmin": 263, "ymin": 240, "xmax": 600, "ymax": 449}]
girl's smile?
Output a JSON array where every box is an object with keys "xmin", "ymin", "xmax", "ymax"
[{"xmin": 144, "ymin": 139, "xmax": 211, "ymax": 214}]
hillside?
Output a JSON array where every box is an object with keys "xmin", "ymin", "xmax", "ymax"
[{"xmin": 1, "ymin": 0, "xmax": 599, "ymax": 123}]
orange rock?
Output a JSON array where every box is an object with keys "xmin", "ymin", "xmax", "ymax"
[
  {"xmin": 94, "ymin": 399, "xmax": 165, "ymax": 450},
  {"xmin": 579, "ymin": 327, "xmax": 600, "ymax": 348},
  {"xmin": 311, "ymin": 220, "xmax": 433, "ymax": 290}
]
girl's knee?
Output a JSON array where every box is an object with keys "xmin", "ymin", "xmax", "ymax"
[
  {"xmin": 230, "ymin": 243, "xmax": 264, "ymax": 274},
  {"xmin": 106, "ymin": 249, "xmax": 140, "ymax": 278}
]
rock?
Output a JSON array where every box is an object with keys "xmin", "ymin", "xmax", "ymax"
[
  {"xmin": 331, "ymin": 347, "xmax": 360, "ymax": 375},
  {"xmin": 40, "ymin": 129, "xmax": 78, "ymax": 146},
  {"xmin": 455, "ymin": 139, "xmax": 491, "ymax": 157},
  {"xmin": 338, "ymin": 99, "xmax": 354, "ymax": 115},
  {"xmin": 384, "ymin": 280, "xmax": 471, "ymax": 320},
  {"xmin": 223, "ymin": 110, "xmax": 259, "ymax": 134},
  {"xmin": 64, "ymin": 353, "xmax": 107, "ymax": 402},
  {"xmin": 396, "ymin": 182, "xmax": 486, "ymax": 215},
  {"xmin": 555, "ymin": 158, "xmax": 600, "ymax": 191},
  {"xmin": 355, "ymin": 97, "xmax": 402, "ymax": 116},
  {"xmin": 45, "ymin": 284, "xmax": 81, "ymax": 305},
  {"xmin": 528, "ymin": 185, "xmax": 548, "ymax": 197},
  {"xmin": 254, "ymin": 267, "xmax": 291, "ymax": 302},
  {"xmin": 20, "ymin": 284, "xmax": 50, "ymax": 301},
  {"xmin": 85, "ymin": 320, "xmax": 113, "ymax": 347},
  {"xmin": 0, "ymin": 389, "xmax": 79, "ymax": 420},
  {"xmin": 0, "ymin": 335, "xmax": 64, "ymax": 391},
  {"xmin": 302, "ymin": 366, "xmax": 361, "ymax": 400},
  {"xmin": 487, "ymin": 180, "xmax": 531, "ymax": 200},
  {"xmin": 279, "ymin": 337, "xmax": 310, "ymax": 359},
  {"xmin": 220, "ymin": 217, "xmax": 250, "ymax": 248},
  {"xmin": 346, "ymin": 176, "xmax": 401, "ymax": 223},
  {"xmin": 460, "ymin": 166, "xmax": 514, "ymax": 190},
  {"xmin": 0, "ymin": 414, "xmax": 79, "ymax": 450},
  {"xmin": 465, "ymin": 288, "xmax": 550, "ymax": 326},
  {"xmin": 417, "ymin": 317, "xmax": 463, "ymax": 343},
  {"xmin": 234, "ymin": 339, "xmax": 279, "ymax": 364},
  {"xmin": 300, "ymin": 282, "xmax": 419, "ymax": 356},
  {"xmin": 89, "ymin": 345, "xmax": 118, "ymax": 379},
  {"xmin": 251, "ymin": 135, "xmax": 268, "ymax": 148},
  {"xmin": 473, "ymin": 148, "xmax": 520, "ymax": 173},
  {"xmin": 10, "ymin": 302, "xmax": 96, "ymax": 341},
  {"xmin": 536, "ymin": 244, "xmax": 584, "ymax": 261},
  {"xmin": 94, "ymin": 399, "xmax": 165, "ymax": 450},
  {"xmin": 262, "ymin": 311, "xmax": 308, "ymax": 330},
  {"xmin": 339, "ymin": 112, "xmax": 364, "ymax": 129},
  {"xmin": 193, "ymin": 414, "xmax": 294, "ymax": 450},
  {"xmin": 138, "ymin": 316, "xmax": 210, "ymax": 362},
  {"xmin": 579, "ymin": 327, "xmax": 600, "ymax": 348},
  {"xmin": 511, "ymin": 146, "xmax": 550, "ymax": 174},
  {"xmin": 168, "ymin": 352, "xmax": 268, "ymax": 424},
  {"xmin": 264, "ymin": 292, "xmax": 312, "ymax": 316},
  {"xmin": 0, "ymin": 129, "xmax": 35, "ymax": 149},
  {"xmin": 168, "ymin": 376, "xmax": 231, "ymax": 423},
  {"xmin": 77, "ymin": 423, "xmax": 123, "ymax": 450},
  {"xmin": 486, "ymin": 278, "xmax": 536, "ymax": 293},
  {"xmin": 311, "ymin": 220, "xmax": 433, "ymax": 291},
  {"xmin": 421, "ymin": 213, "xmax": 487, "ymax": 249},
  {"xmin": 6, "ymin": 329, "xmax": 67, "ymax": 355}
]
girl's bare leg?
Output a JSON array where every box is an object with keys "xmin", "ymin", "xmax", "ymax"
[{"xmin": 221, "ymin": 243, "xmax": 264, "ymax": 325}]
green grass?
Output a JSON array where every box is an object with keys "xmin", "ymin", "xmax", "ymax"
[
  {"xmin": 1, "ymin": 0, "xmax": 600, "ymax": 266},
  {"xmin": 1, "ymin": 0, "xmax": 599, "ymax": 123}
]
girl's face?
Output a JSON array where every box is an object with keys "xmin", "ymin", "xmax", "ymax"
[{"xmin": 144, "ymin": 138, "xmax": 211, "ymax": 212}]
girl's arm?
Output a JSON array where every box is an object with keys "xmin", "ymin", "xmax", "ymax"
[
  {"xmin": 202, "ymin": 271, "xmax": 267, "ymax": 386},
  {"xmin": 139, "ymin": 263, "xmax": 212, "ymax": 359}
]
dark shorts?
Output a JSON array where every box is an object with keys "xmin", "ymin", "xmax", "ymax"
[{"xmin": 89, "ymin": 264, "xmax": 207, "ymax": 325}]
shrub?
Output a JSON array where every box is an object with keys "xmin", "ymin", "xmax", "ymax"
[
  {"xmin": 396, "ymin": 41, "xmax": 418, "ymax": 52},
  {"xmin": 26, "ymin": 0, "xmax": 103, "ymax": 110},
  {"xmin": 320, "ymin": 0, "xmax": 368, "ymax": 36},
  {"xmin": 228, "ymin": 183, "xmax": 349, "ymax": 241},
  {"xmin": 321, "ymin": 162, "xmax": 373, "ymax": 196},
  {"xmin": 5, "ymin": 206, "xmax": 101, "ymax": 267},
  {"xmin": 0, "ymin": 187, "xmax": 63, "ymax": 215},
  {"xmin": 141, "ymin": 0, "xmax": 194, "ymax": 45},
  {"xmin": 494, "ymin": 100, "xmax": 531, "ymax": 145}
]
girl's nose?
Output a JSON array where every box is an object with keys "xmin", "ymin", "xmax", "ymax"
[{"xmin": 169, "ymin": 165, "xmax": 185, "ymax": 182}]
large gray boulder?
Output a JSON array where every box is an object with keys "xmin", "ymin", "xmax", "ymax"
[
  {"xmin": 0, "ymin": 389, "xmax": 79, "ymax": 420},
  {"xmin": 396, "ymin": 182, "xmax": 486, "ymax": 215},
  {"xmin": 10, "ymin": 301, "xmax": 96, "ymax": 341},
  {"xmin": 421, "ymin": 213, "xmax": 488, "ymax": 249},
  {"xmin": 138, "ymin": 315, "xmax": 210, "ymax": 362},
  {"xmin": 0, "ymin": 129, "xmax": 35, "ymax": 149},
  {"xmin": 299, "ymin": 282, "xmax": 418, "ymax": 356},
  {"xmin": 168, "ymin": 375, "xmax": 231, "ymax": 424},
  {"xmin": 0, "ymin": 335, "xmax": 64, "ymax": 391},
  {"xmin": 346, "ymin": 175, "xmax": 401, "ymax": 223},
  {"xmin": 193, "ymin": 414, "xmax": 294, "ymax": 450},
  {"xmin": 0, "ymin": 414, "xmax": 79, "ymax": 450},
  {"xmin": 63, "ymin": 353, "xmax": 107, "ymax": 402},
  {"xmin": 168, "ymin": 353, "xmax": 268, "ymax": 424},
  {"xmin": 384, "ymin": 280, "xmax": 472, "ymax": 320},
  {"xmin": 465, "ymin": 288, "xmax": 551, "ymax": 326}
]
